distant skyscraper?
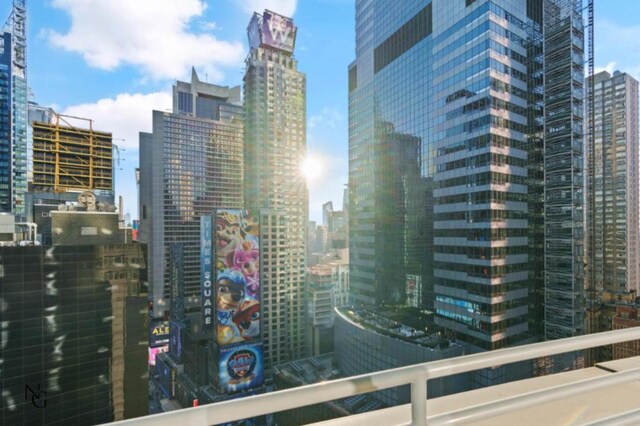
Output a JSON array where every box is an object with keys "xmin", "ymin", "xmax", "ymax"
[
  {"xmin": 349, "ymin": 0, "xmax": 585, "ymax": 355},
  {"xmin": 139, "ymin": 70, "xmax": 244, "ymax": 318},
  {"xmin": 244, "ymin": 10, "xmax": 308, "ymax": 373},
  {"xmin": 0, "ymin": 0, "xmax": 27, "ymax": 218},
  {"xmin": 586, "ymin": 70, "xmax": 639, "ymax": 296}
]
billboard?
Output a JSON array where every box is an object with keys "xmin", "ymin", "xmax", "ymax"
[
  {"xmin": 157, "ymin": 353, "xmax": 177, "ymax": 399},
  {"xmin": 201, "ymin": 215, "xmax": 214, "ymax": 330},
  {"xmin": 406, "ymin": 274, "xmax": 422, "ymax": 308},
  {"xmin": 148, "ymin": 345, "xmax": 169, "ymax": 367},
  {"xmin": 149, "ymin": 319, "xmax": 170, "ymax": 347},
  {"xmin": 218, "ymin": 342, "xmax": 264, "ymax": 393},
  {"xmin": 262, "ymin": 10, "xmax": 296, "ymax": 53},
  {"xmin": 215, "ymin": 209, "xmax": 260, "ymax": 346},
  {"xmin": 169, "ymin": 320, "xmax": 182, "ymax": 361}
]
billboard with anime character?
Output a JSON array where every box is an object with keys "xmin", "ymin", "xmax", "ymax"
[
  {"xmin": 215, "ymin": 209, "xmax": 260, "ymax": 346},
  {"xmin": 218, "ymin": 342, "xmax": 264, "ymax": 393}
]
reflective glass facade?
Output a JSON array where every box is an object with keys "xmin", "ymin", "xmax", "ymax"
[
  {"xmin": 0, "ymin": 0, "xmax": 28, "ymax": 219},
  {"xmin": 350, "ymin": 0, "xmax": 584, "ymax": 352},
  {"xmin": 0, "ymin": 244, "xmax": 148, "ymax": 425},
  {"xmin": 244, "ymin": 12, "xmax": 308, "ymax": 374}
]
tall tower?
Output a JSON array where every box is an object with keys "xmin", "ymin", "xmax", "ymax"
[
  {"xmin": 586, "ymin": 71, "xmax": 639, "ymax": 296},
  {"xmin": 244, "ymin": 10, "xmax": 308, "ymax": 375},
  {"xmin": 139, "ymin": 71, "xmax": 244, "ymax": 318},
  {"xmin": 349, "ymin": 0, "xmax": 585, "ymax": 361},
  {"xmin": 0, "ymin": 0, "xmax": 27, "ymax": 218}
]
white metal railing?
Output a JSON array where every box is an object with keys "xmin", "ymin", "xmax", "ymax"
[{"xmin": 108, "ymin": 327, "xmax": 640, "ymax": 426}]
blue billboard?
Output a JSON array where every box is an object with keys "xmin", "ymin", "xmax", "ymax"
[
  {"xmin": 169, "ymin": 320, "xmax": 182, "ymax": 361},
  {"xmin": 218, "ymin": 342, "xmax": 264, "ymax": 393}
]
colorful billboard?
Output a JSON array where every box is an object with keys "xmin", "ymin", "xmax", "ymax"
[
  {"xmin": 262, "ymin": 10, "xmax": 296, "ymax": 53},
  {"xmin": 157, "ymin": 353, "xmax": 177, "ymax": 399},
  {"xmin": 201, "ymin": 215, "xmax": 214, "ymax": 331},
  {"xmin": 149, "ymin": 319, "xmax": 170, "ymax": 347},
  {"xmin": 218, "ymin": 342, "xmax": 264, "ymax": 393},
  {"xmin": 148, "ymin": 345, "xmax": 169, "ymax": 367},
  {"xmin": 215, "ymin": 209, "xmax": 260, "ymax": 346}
]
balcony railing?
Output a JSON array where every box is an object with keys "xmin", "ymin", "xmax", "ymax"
[{"xmin": 109, "ymin": 327, "xmax": 640, "ymax": 426}]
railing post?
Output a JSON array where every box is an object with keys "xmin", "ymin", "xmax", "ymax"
[{"xmin": 411, "ymin": 378, "xmax": 427, "ymax": 426}]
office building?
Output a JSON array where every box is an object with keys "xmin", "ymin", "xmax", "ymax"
[
  {"xmin": 348, "ymin": 0, "xmax": 585, "ymax": 358},
  {"xmin": 244, "ymin": 10, "xmax": 308, "ymax": 373},
  {"xmin": 0, "ymin": 0, "xmax": 27, "ymax": 218},
  {"xmin": 585, "ymin": 70, "xmax": 639, "ymax": 297},
  {"xmin": 139, "ymin": 69, "xmax": 244, "ymax": 318}
]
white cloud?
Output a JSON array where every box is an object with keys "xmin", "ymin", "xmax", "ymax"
[
  {"xmin": 594, "ymin": 61, "xmax": 616, "ymax": 75},
  {"xmin": 48, "ymin": 0, "xmax": 244, "ymax": 81},
  {"xmin": 236, "ymin": 0, "xmax": 298, "ymax": 17},
  {"xmin": 60, "ymin": 91, "xmax": 172, "ymax": 150},
  {"xmin": 309, "ymin": 107, "xmax": 344, "ymax": 130}
]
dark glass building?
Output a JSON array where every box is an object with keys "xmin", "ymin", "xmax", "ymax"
[
  {"xmin": 349, "ymin": 0, "xmax": 584, "ymax": 362},
  {"xmin": 0, "ymin": 243, "xmax": 148, "ymax": 425}
]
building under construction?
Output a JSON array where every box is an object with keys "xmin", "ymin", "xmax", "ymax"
[{"xmin": 31, "ymin": 112, "xmax": 113, "ymax": 193}]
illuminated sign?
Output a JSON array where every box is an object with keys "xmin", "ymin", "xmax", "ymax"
[
  {"xmin": 214, "ymin": 209, "xmax": 260, "ymax": 346},
  {"xmin": 262, "ymin": 10, "xmax": 296, "ymax": 53},
  {"xmin": 201, "ymin": 215, "xmax": 214, "ymax": 331},
  {"xmin": 148, "ymin": 345, "xmax": 169, "ymax": 367},
  {"xmin": 149, "ymin": 319, "xmax": 170, "ymax": 347},
  {"xmin": 169, "ymin": 320, "xmax": 182, "ymax": 361},
  {"xmin": 218, "ymin": 342, "xmax": 264, "ymax": 393},
  {"xmin": 247, "ymin": 10, "xmax": 297, "ymax": 54}
]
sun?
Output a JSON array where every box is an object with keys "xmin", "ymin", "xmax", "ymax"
[{"xmin": 300, "ymin": 155, "xmax": 323, "ymax": 183}]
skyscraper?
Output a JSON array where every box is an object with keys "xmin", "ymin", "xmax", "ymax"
[
  {"xmin": 139, "ymin": 70, "xmax": 244, "ymax": 318},
  {"xmin": 586, "ymin": 70, "xmax": 639, "ymax": 296},
  {"xmin": 349, "ymin": 0, "xmax": 585, "ymax": 356},
  {"xmin": 0, "ymin": 0, "xmax": 27, "ymax": 218},
  {"xmin": 244, "ymin": 10, "xmax": 308, "ymax": 373}
]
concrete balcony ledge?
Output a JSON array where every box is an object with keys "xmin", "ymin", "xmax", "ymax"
[{"xmin": 313, "ymin": 356, "xmax": 640, "ymax": 426}]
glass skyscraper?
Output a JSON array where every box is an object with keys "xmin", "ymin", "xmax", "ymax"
[
  {"xmin": 349, "ymin": 0, "xmax": 584, "ymax": 354},
  {"xmin": 139, "ymin": 70, "xmax": 244, "ymax": 318},
  {"xmin": 244, "ymin": 10, "xmax": 308, "ymax": 374},
  {"xmin": 0, "ymin": 0, "xmax": 27, "ymax": 219}
]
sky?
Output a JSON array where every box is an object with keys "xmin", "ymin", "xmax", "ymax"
[{"xmin": 3, "ymin": 0, "xmax": 640, "ymax": 223}]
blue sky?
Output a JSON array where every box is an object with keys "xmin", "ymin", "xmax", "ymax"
[{"xmin": 4, "ymin": 0, "xmax": 640, "ymax": 223}]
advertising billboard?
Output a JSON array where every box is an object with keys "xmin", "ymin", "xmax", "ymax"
[
  {"xmin": 262, "ymin": 10, "xmax": 296, "ymax": 53},
  {"xmin": 157, "ymin": 353, "xmax": 177, "ymax": 399},
  {"xmin": 148, "ymin": 345, "xmax": 169, "ymax": 367},
  {"xmin": 405, "ymin": 274, "xmax": 422, "ymax": 308},
  {"xmin": 218, "ymin": 342, "xmax": 264, "ymax": 393},
  {"xmin": 169, "ymin": 320, "xmax": 182, "ymax": 361},
  {"xmin": 215, "ymin": 209, "xmax": 260, "ymax": 346},
  {"xmin": 149, "ymin": 319, "xmax": 170, "ymax": 347},
  {"xmin": 201, "ymin": 215, "xmax": 214, "ymax": 331}
]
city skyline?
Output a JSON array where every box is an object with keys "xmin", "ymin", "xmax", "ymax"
[{"xmin": 6, "ymin": 0, "xmax": 638, "ymax": 223}]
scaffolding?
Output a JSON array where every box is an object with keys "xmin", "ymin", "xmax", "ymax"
[{"xmin": 31, "ymin": 112, "xmax": 113, "ymax": 193}]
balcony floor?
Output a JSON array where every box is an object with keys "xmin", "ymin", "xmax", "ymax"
[{"xmin": 313, "ymin": 356, "xmax": 640, "ymax": 425}]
